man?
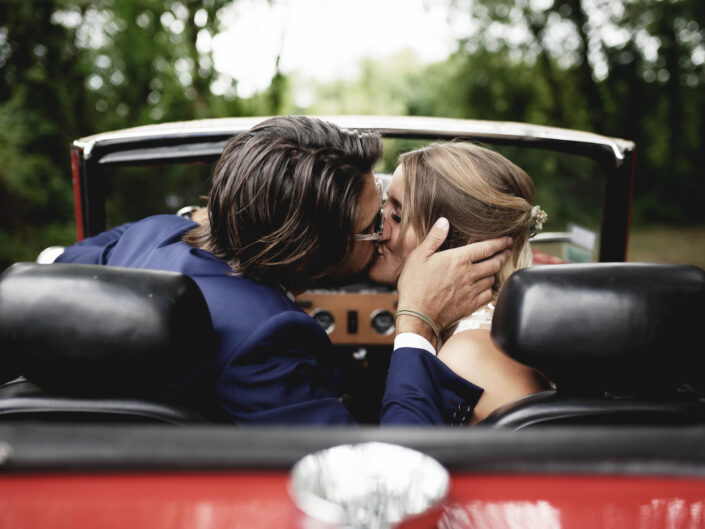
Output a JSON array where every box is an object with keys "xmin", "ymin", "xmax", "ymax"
[{"xmin": 57, "ymin": 116, "xmax": 510, "ymax": 425}]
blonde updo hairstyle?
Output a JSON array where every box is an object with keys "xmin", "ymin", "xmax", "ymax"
[{"xmin": 398, "ymin": 142, "xmax": 535, "ymax": 301}]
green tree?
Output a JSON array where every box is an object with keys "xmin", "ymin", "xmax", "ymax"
[
  {"xmin": 0, "ymin": 0, "xmax": 84, "ymax": 267},
  {"xmin": 442, "ymin": 0, "xmax": 705, "ymax": 222},
  {"xmin": 0, "ymin": 0, "xmax": 287, "ymax": 270},
  {"xmin": 66, "ymin": 0, "xmax": 241, "ymax": 128}
]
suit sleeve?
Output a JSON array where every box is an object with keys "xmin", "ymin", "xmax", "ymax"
[
  {"xmin": 381, "ymin": 348, "xmax": 484, "ymax": 425},
  {"xmin": 214, "ymin": 308, "xmax": 482, "ymax": 425},
  {"xmin": 55, "ymin": 223, "xmax": 135, "ymax": 265},
  {"xmin": 214, "ymin": 311, "xmax": 358, "ymax": 425}
]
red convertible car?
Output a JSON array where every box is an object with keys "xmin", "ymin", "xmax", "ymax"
[{"xmin": 1, "ymin": 116, "xmax": 704, "ymax": 529}]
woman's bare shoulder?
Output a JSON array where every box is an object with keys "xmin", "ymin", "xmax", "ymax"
[
  {"xmin": 439, "ymin": 329, "xmax": 548, "ymax": 424},
  {"xmin": 438, "ymin": 329, "xmax": 494, "ymax": 362}
]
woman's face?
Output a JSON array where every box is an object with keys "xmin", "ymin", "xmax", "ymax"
[{"xmin": 368, "ymin": 165, "xmax": 420, "ymax": 285}]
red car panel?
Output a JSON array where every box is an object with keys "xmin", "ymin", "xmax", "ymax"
[{"xmin": 2, "ymin": 472, "xmax": 704, "ymax": 529}]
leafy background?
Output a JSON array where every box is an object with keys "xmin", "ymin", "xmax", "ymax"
[{"xmin": 1, "ymin": 0, "xmax": 703, "ymax": 271}]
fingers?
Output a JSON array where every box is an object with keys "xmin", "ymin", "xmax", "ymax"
[
  {"xmin": 474, "ymin": 275, "xmax": 495, "ymax": 294},
  {"xmin": 416, "ymin": 218, "xmax": 449, "ymax": 258},
  {"xmin": 462, "ymin": 237, "xmax": 513, "ymax": 264},
  {"xmin": 473, "ymin": 237, "xmax": 513, "ymax": 262},
  {"xmin": 469, "ymin": 276, "xmax": 494, "ymax": 312},
  {"xmin": 472, "ymin": 248, "xmax": 511, "ymax": 278},
  {"xmin": 476, "ymin": 287, "xmax": 493, "ymax": 307}
]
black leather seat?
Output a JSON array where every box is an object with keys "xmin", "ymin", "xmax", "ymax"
[
  {"xmin": 481, "ymin": 263, "xmax": 705, "ymax": 429},
  {"xmin": 0, "ymin": 378, "xmax": 210, "ymax": 424},
  {"xmin": 0, "ymin": 262, "xmax": 222, "ymax": 424}
]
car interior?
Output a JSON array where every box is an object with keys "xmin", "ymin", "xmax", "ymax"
[
  {"xmin": 5, "ymin": 116, "xmax": 699, "ymax": 430},
  {"xmin": 1, "ymin": 260, "xmax": 703, "ymax": 428},
  {"xmin": 5, "ymin": 118, "xmax": 705, "ymax": 529}
]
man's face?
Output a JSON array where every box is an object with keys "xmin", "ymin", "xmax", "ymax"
[{"xmin": 333, "ymin": 171, "xmax": 383, "ymax": 279}]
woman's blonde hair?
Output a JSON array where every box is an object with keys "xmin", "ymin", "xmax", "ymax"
[{"xmin": 399, "ymin": 142, "xmax": 535, "ymax": 300}]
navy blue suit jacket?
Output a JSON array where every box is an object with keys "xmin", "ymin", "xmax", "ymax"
[{"xmin": 57, "ymin": 215, "xmax": 482, "ymax": 425}]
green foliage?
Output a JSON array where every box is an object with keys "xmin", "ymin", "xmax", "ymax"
[
  {"xmin": 451, "ymin": 0, "xmax": 705, "ymax": 224},
  {"xmin": 0, "ymin": 0, "xmax": 702, "ymax": 271},
  {"xmin": 306, "ymin": 51, "xmax": 420, "ymax": 115},
  {"xmin": 0, "ymin": 0, "xmax": 287, "ymax": 270},
  {"xmin": 303, "ymin": 0, "xmax": 704, "ymax": 227}
]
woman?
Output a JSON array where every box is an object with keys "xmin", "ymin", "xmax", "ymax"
[{"xmin": 370, "ymin": 142, "xmax": 549, "ymax": 424}]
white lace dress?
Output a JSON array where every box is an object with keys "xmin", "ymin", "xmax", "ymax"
[{"xmin": 452, "ymin": 303, "xmax": 495, "ymax": 335}]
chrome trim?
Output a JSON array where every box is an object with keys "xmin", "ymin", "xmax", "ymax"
[
  {"xmin": 176, "ymin": 205, "xmax": 200, "ymax": 220},
  {"xmin": 369, "ymin": 309, "xmax": 396, "ymax": 336},
  {"xmin": 36, "ymin": 246, "xmax": 66, "ymax": 264},
  {"xmin": 530, "ymin": 232, "xmax": 574, "ymax": 244},
  {"xmin": 73, "ymin": 116, "xmax": 635, "ymax": 165},
  {"xmin": 310, "ymin": 308, "xmax": 335, "ymax": 335},
  {"xmin": 73, "ymin": 117, "xmax": 265, "ymax": 159},
  {"xmin": 289, "ymin": 442, "xmax": 449, "ymax": 529}
]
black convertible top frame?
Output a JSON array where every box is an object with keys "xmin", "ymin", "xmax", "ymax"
[{"xmin": 70, "ymin": 116, "xmax": 635, "ymax": 262}]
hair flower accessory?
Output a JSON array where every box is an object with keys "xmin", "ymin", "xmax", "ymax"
[{"xmin": 530, "ymin": 205, "xmax": 548, "ymax": 237}]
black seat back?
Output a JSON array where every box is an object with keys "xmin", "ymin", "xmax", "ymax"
[
  {"xmin": 483, "ymin": 263, "xmax": 705, "ymax": 429},
  {"xmin": 0, "ymin": 262, "xmax": 217, "ymax": 423},
  {"xmin": 492, "ymin": 263, "xmax": 705, "ymax": 393}
]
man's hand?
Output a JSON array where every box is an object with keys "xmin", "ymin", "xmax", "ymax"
[{"xmin": 395, "ymin": 218, "xmax": 511, "ymax": 346}]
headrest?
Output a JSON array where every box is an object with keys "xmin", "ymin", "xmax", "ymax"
[
  {"xmin": 492, "ymin": 263, "xmax": 705, "ymax": 393},
  {"xmin": 0, "ymin": 263, "xmax": 213, "ymax": 396}
]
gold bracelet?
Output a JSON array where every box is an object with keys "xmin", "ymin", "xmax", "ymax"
[{"xmin": 394, "ymin": 309, "xmax": 441, "ymax": 347}]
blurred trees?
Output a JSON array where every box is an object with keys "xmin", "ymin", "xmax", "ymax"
[
  {"xmin": 440, "ymin": 0, "xmax": 705, "ymax": 223},
  {"xmin": 1, "ymin": 0, "xmax": 703, "ymax": 269},
  {"xmin": 0, "ymin": 0, "xmax": 280, "ymax": 269},
  {"xmin": 308, "ymin": 0, "xmax": 704, "ymax": 225},
  {"xmin": 0, "ymin": 1, "xmax": 83, "ymax": 266}
]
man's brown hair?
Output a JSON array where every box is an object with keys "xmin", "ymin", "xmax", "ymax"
[{"xmin": 184, "ymin": 116, "xmax": 383, "ymax": 292}]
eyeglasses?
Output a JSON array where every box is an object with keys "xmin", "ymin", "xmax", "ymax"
[
  {"xmin": 353, "ymin": 179, "xmax": 384, "ymax": 242},
  {"xmin": 353, "ymin": 208, "xmax": 384, "ymax": 241}
]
